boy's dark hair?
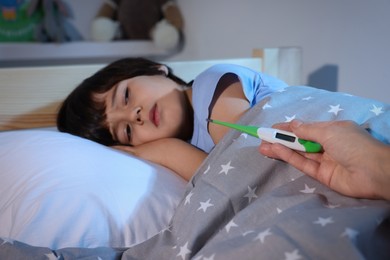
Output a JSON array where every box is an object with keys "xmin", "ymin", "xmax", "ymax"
[{"xmin": 57, "ymin": 57, "xmax": 188, "ymax": 146}]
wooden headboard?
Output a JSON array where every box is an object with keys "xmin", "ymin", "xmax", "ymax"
[
  {"xmin": 0, "ymin": 58, "xmax": 262, "ymax": 131},
  {"xmin": 0, "ymin": 64, "xmax": 103, "ymax": 130}
]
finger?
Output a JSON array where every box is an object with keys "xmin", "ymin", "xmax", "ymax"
[
  {"xmin": 258, "ymin": 142, "xmax": 282, "ymax": 159},
  {"xmin": 271, "ymin": 122, "xmax": 293, "ymax": 131},
  {"xmin": 270, "ymin": 143, "xmax": 321, "ymax": 177},
  {"xmin": 289, "ymin": 120, "xmax": 334, "ymax": 142}
]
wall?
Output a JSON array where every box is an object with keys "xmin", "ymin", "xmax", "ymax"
[
  {"xmin": 171, "ymin": 0, "xmax": 390, "ymax": 103},
  {"xmin": 2, "ymin": 0, "xmax": 389, "ymax": 103}
]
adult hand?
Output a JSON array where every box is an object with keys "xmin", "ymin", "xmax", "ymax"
[{"xmin": 259, "ymin": 120, "xmax": 390, "ymax": 200}]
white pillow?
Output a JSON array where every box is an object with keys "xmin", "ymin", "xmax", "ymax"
[{"xmin": 0, "ymin": 129, "xmax": 186, "ymax": 249}]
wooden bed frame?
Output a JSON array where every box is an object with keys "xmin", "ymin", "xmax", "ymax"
[
  {"xmin": 0, "ymin": 58, "xmax": 262, "ymax": 131},
  {"xmin": 0, "ymin": 48, "xmax": 301, "ymax": 131}
]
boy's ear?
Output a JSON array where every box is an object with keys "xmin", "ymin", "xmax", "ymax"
[{"xmin": 158, "ymin": 65, "xmax": 169, "ymax": 76}]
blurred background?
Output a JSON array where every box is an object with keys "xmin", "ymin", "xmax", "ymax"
[{"xmin": 1, "ymin": 0, "xmax": 389, "ymax": 103}]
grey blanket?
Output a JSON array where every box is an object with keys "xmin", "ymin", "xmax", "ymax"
[{"xmin": 1, "ymin": 86, "xmax": 390, "ymax": 259}]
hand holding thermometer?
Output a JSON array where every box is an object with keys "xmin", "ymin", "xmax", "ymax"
[{"xmin": 208, "ymin": 119, "xmax": 322, "ymax": 153}]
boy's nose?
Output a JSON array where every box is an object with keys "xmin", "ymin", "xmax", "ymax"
[{"xmin": 131, "ymin": 106, "xmax": 143, "ymax": 125}]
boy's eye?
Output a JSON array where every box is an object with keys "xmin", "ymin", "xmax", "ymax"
[
  {"xmin": 126, "ymin": 124, "xmax": 132, "ymax": 143},
  {"xmin": 124, "ymin": 88, "xmax": 129, "ymax": 104}
]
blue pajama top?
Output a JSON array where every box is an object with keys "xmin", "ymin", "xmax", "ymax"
[{"xmin": 190, "ymin": 64, "xmax": 288, "ymax": 153}]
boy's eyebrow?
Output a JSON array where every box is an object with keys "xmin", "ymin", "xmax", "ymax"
[{"xmin": 111, "ymin": 83, "xmax": 119, "ymax": 108}]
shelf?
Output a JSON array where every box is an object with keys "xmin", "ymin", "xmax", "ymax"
[{"xmin": 0, "ymin": 40, "xmax": 171, "ymax": 67}]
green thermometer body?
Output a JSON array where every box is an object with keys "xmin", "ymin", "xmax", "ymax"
[{"xmin": 208, "ymin": 119, "xmax": 322, "ymax": 153}]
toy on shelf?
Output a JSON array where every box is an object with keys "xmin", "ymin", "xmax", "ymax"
[
  {"xmin": 91, "ymin": 0, "xmax": 184, "ymax": 50},
  {"xmin": 27, "ymin": 0, "xmax": 83, "ymax": 42},
  {"xmin": 0, "ymin": 0, "xmax": 41, "ymax": 42}
]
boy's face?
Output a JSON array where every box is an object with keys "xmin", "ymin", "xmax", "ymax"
[{"xmin": 98, "ymin": 74, "xmax": 191, "ymax": 146}]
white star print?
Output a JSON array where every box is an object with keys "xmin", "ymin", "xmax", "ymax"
[
  {"xmin": 328, "ymin": 104, "xmax": 343, "ymax": 116},
  {"xmin": 161, "ymin": 226, "xmax": 173, "ymax": 234},
  {"xmin": 219, "ymin": 161, "xmax": 234, "ymax": 175},
  {"xmin": 324, "ymin": 202, "xmax": 340, "ymax": 209},
  {"xmin": 203, "ymin": 254, "xmax": 215, "ymax": 260},
  {"xmin": 203, "ymin": 165, "xmax": 210, "ymax": 174},
  {"xmin": 276, "ymin": 208, "xmax": 283, "ymax": 214},
  {"xmin": 177, "ymin": 242, "xmax": 191, "ymax": 260},
  {"xmin": 1, "ymin": 237, "xmax": 14, "ymax": 245},
  {"xmin": 302, "ymin": 96, "xmax": 313, "ymax": 101},
  {"xmin": 193, "ymin": 254, "xmax": 215, "ymax": 260},
  {"xmin": 45, "ymin": 253, "xmax": 60, "ymax": 260},
  {"xmin": 197, "ymin": 199, "xmax": 214, "ymax": 213},
  {"xmin": 370, "ymin": 104, "xmax": 384, "ymax": 116},
  {"xmin": 225, "ymin": 220, "xmax": 238, "ymax": 233},
  {"xmin": 314, "ymin": 217, "xmax": 334, "ymax": 227},
  {"xmin": 284, "ymin": 249, "xmax": 302, "ymax": 260},
  {"xmin": 341, "ymin": 227, "xmax": 359, "ymax": 240},
  {"xmin": 300, "ymin": 184, "xmax": 316, "ymax": 193},
  {"xmin": 242, "ymin": 230, "xmax": 255, "ymax": 236},
  {"xmin": 253, "ymin": 228, "xmax": 272, "ymax": 243},
  {"xmin": 285, "ymin": 114, "xmax": 296, "ymax": 122},
  {"xmin": 263, "ymin": 102, "xmax": 272, "ymax": 109},
  {"xmin": 376, "ymin": 217, "xmax": 384, "ymax": 226},
  {"xmin": 240, "ymin": 133, "xmax": 248, "ymax": 139},
  {"xmin": 184, "ymin": 191, "xmax": 194, "ymax": 205},
  {"xmin": 244, "ymin": 186, "xmax": 258, "ymax": 203}
]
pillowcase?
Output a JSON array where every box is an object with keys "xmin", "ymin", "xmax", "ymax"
[{"xmin": 0, "ymin": 129, "xmax": 186, "ymax": 249}]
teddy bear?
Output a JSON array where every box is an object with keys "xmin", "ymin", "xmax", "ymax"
[{"xmin": 91, "ymin": 0, "xmax": 184, "ymax": 50}]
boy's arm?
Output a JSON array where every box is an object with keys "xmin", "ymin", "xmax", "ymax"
[{"xmin": 114, "ymin": 138, "xmax": 207, "ymax": 181}]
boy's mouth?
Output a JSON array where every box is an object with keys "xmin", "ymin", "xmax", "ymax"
[{"xmin": 150, "ymin": 104, "xmax": 160, "ymax": 127}]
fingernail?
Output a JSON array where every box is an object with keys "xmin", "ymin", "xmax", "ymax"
[{"xmin": 292, "ymin": 120, "xmax": 303, "ymax": 128}]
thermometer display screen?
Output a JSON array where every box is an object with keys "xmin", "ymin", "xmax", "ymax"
[{"xmin": 275, "ymin": 132, "xmax": 296, "ymax": 143}]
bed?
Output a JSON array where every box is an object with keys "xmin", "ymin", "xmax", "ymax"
[{"xmin": 0, "ymin": 56, "xmax": 389, "ymax": 260}]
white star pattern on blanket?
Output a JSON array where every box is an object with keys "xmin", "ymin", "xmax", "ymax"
[
  {"xmin": 197, "ymin": 199, "xmax": 214, "ymax": 213},
  {"xmin": 4, "ymin": 88, "xmax": 387, "ymax": 259},
  {"xmin": 184, "ymin": 191, "xmax": 194, "ymax": 205},
  {"xmin": 302, "ymin": 96, "xmax": 313, "ymax": 101},
  {"xmin": 193, "ymin": 254, "xmax": 215, "ymax": 260},
  {"xmin": 240, "ymin": 133, "xmax": 248, "ymax": 139},
  {"xmin": 370, "ymin": 104, "xmax": 384, "ymax": 115},
  {"xmin": 253, "ymin": 228, "xmax": 272, "ymax": 243},
  {"xmin": 284, "ymin": 249, "xmax": 302, "ymax": 260},
  {"xmin": 45, "ymin": 253, "xmax": 60, "ymax": 260},
  {"xmin": 177, "ymin": 242, "xmax": 191, "ymax": 260},
  {"xmin": 219, "ymin": 161, "xmax": 234, "ymax": 175},
  {"xmin": 328, "ymin": 104, "xmax": 344, "ymax": 115},
  {"xmin": 262, "ymin": 102, "xmax": 272, "ymax": 109},
  {"xmin": 203, "ymin": 165, "xmax": 211, "ymax": 174},
  {"xmin": 244, "ymin": 186, "xmax": 258, "ymax": 203},
  {"xmin": 172, "ymin": 88, "xmax": 390, "ymax": 260},
  {"xmin": 341, "ymin": 228, "xmax": 359, "ymax": 240},
  {"xmin": 285, "ymin": 114, "xmax": 296, "ymax": 122},
  {"xmin": 0, "ymin": 237, "xmax": 14, "ymax": 245},
  {"xmin": 324, "ymin": 202, "xmax": 341, "ymax": 209},
  {"xmin": 300, "ymin": 184, "xmax": 316, "ymax": 193},
  {"xmin": 313, "ymin": 217, "xmax": 334, "ymax": 227},
  {"xmin": 225, "ymin": 220, "xmax": 238, "ymax": 233}
]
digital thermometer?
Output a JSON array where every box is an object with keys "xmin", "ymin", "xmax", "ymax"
[{"xmin": 208, "ymin": 119, "xmax": 322, "ymax": 153}]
